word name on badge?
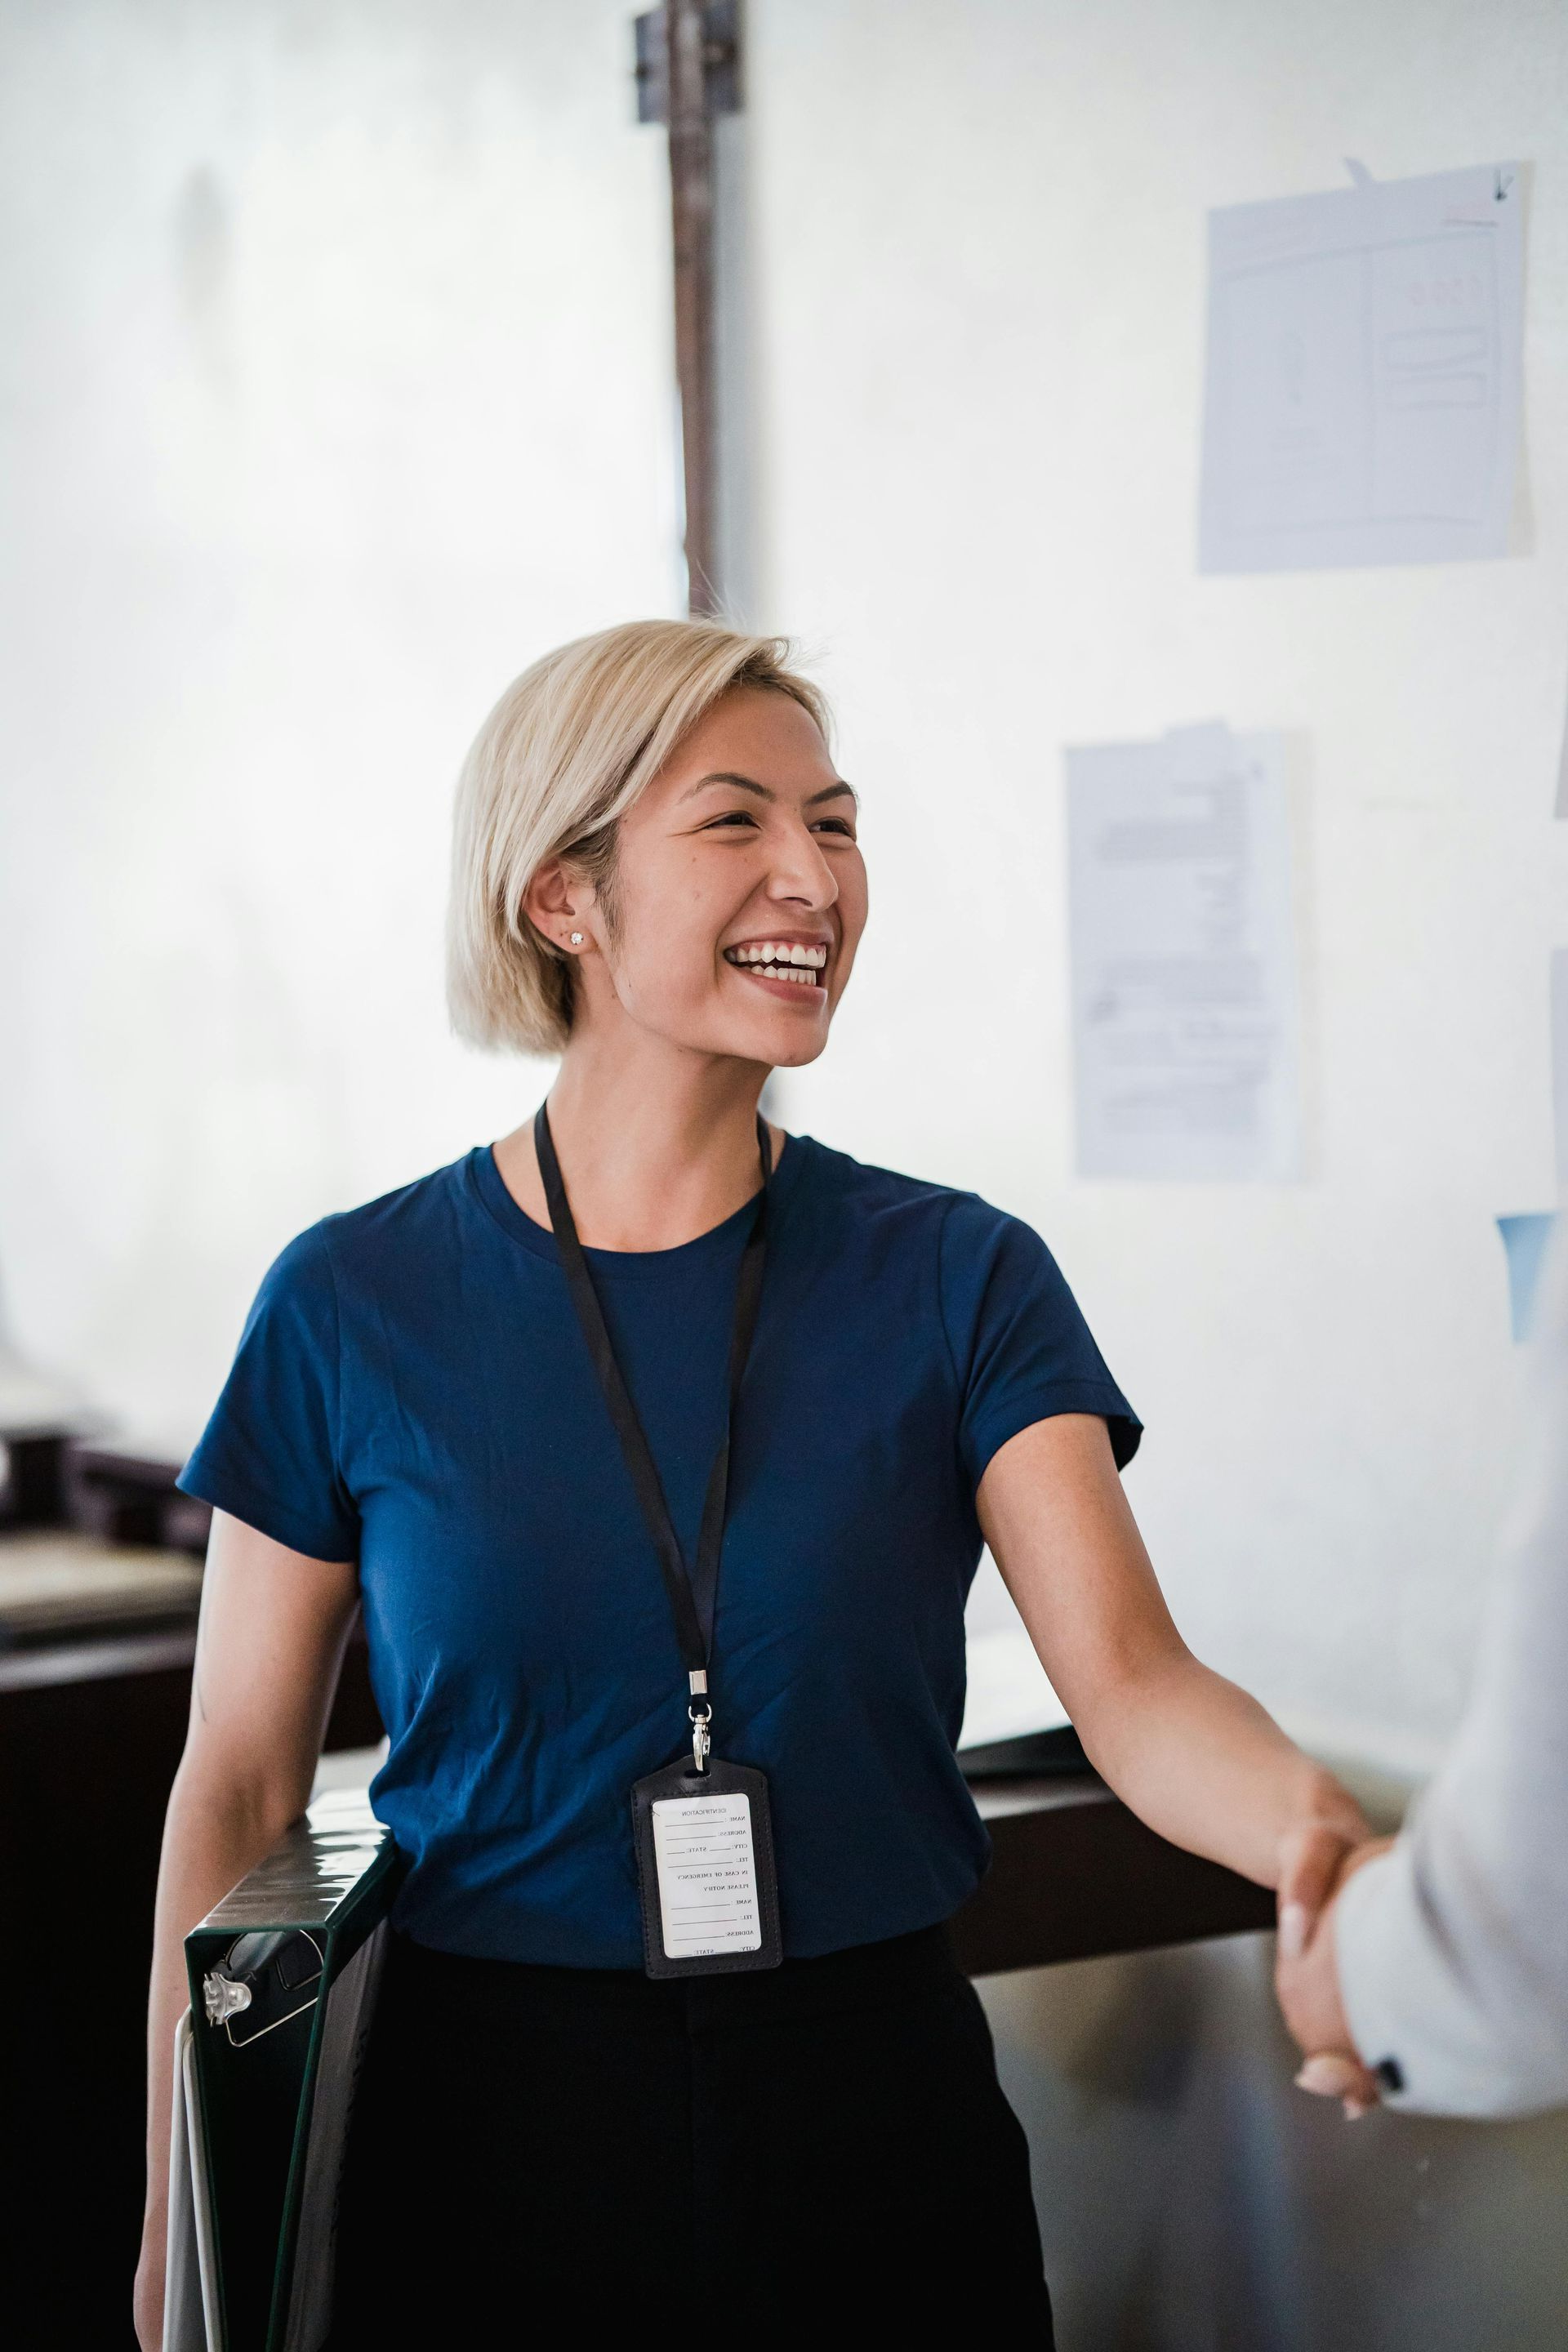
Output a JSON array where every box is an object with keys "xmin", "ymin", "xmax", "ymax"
[{"xmin": 651, "ymin": 1793, "xmax": 763, "ymax": 1959}]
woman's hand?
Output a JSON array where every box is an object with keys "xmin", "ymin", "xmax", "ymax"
[
  {"xmin": 1275, "ymin": 1832, "xmax": 1395, "ymax": 2116},
  {"xmin": 977, "ymin": 1409, "xmax": 1392, "ymax": 2119},
  {"xmin": 1274, "ymin": 1816, "xmax": 1368, "ymax": 1974}
]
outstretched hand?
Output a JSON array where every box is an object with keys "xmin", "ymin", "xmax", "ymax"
[{"xmin": 1274, "ymin": 1826, "xmax": 1394, "ymax": 2117}]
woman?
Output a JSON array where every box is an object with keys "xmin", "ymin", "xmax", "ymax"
[{"xmin": 137, "ymin": 619, "xmax": 1365, "ymax": 2344}]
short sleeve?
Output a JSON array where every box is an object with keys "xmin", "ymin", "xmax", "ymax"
[
  {"xmin": 177, "ymin": 1225, "xmax": 360, "ymax": 1561},
  {"xmin": 938, "ymin": 1197, "xmax": 1141, "ymax": 1487}
]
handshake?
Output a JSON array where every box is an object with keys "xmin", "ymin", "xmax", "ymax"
[{"xmin": 1274, "ymin": 1823, "xmax": 1396, "ymax": 2118}]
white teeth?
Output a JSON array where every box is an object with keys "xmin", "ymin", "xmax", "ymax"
[{"xmin": 725, "ymin": 942, "xmax": 828, "ymax": 978}]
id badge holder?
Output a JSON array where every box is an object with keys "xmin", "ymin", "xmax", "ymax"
[{"xmin": 631, "ymin": 1756, "xmax": 783, "ymax": 1980}]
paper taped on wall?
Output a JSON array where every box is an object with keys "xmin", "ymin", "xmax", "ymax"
[
  {"xmin": 1067, "ymin": 723, "xmax": 1301, "ymax": 1183},
  {"xmin": 1498, "ymin": 1214, "xmax": 1556, "ymax": 1343},
  {"xmin": 1200, "ymin": 160, "xmax": 1524, "ymax": 573}
]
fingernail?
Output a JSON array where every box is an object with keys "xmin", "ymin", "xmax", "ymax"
[
  {"xmin": 1295, "ymin": 2054, "xmax": 1359, "ymax": 2096},
  {"xmin": 1343, "ymin": 2099, "xmax": 1371, "ymax": 2121},
  {"xmin": 1279, "ymin": 1902, "xmax": 1308, "ymax": 1959}
]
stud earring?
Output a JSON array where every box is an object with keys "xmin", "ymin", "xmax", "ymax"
[{"xmin": 568, "ymin": 931, "xmax": 585, "ymax": 947}]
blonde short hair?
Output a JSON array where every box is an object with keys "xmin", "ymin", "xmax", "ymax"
[{"xmin": 447, "ymin": 618, "xmax": 832, "ymax": 1056}]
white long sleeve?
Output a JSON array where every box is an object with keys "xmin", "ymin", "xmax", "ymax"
[{"xmin": 1333, "ymin": 1227, "xmax": 1568, "ymax": 2119}]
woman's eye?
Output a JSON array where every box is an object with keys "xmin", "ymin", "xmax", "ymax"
[{"xmin": 698, "ymin": 808, "xmax": 855, "ymax": 839}]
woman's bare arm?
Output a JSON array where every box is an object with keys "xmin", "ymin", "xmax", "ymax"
[
  {"xmin": 978, "ymin": 1415, "xmax": 1366, "ymax": 1887},
  {"xmin": 134, "ymin": 1511, "xmax": 360, "ymax": 2350}
]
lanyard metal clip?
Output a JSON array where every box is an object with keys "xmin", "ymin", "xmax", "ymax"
[{"xmin": 688, "ymin": 1668, "xmax": 710, "ymax": 1774}]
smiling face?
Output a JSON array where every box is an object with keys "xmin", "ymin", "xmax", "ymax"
[{"xmin": 528, "ymin": 685, "xmax": 866, "ymax": 1070}]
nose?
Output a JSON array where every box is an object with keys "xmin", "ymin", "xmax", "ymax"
[{"xmin": 764, "ymin": 815, "xmax": 840, "ymax": 914}]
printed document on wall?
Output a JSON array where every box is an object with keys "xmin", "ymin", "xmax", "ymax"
[
  {"xmin": 1200, "ymin": 161, "xmax": 1523, "ymax": 572},
  {"xmin": 1067, "ymin": 724, "xmax": 1301, "ymax": 1182}
]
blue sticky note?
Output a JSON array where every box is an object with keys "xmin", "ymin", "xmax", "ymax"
[{"xmin": 1497, "ymin": 1214, "xmax": 1557, "ymax": 1341}]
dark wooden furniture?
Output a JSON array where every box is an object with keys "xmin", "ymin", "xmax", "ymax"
[
  {"xmin": 954, "ymin": 1776, "xmax": 1274, "ymax": 1976},
  {"xmin": 2, "ymin": 1615, "xmax": 383, "ymax": 2348},
  {"xmin": 0, "ymin": 1428, "xmax": 71, "ymax": 1528},
  {"xmin": 66, "ymin": 1444, "xmax": 214, "ymax": 1553}
]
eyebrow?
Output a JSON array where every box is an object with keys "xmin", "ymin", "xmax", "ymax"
[{"xmin": 681, "ymin": 770, "xmax": 858, "ymax": 808}]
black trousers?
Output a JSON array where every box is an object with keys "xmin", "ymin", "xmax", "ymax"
[{"xmin": 328, "ymin": 1922, "xmax": 1054, "ymax": 2341}]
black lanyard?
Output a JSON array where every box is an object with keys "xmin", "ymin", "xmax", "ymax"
[{"xmin": 533, "ymin": 1102, "xmax": 771, "ymax": 1767}]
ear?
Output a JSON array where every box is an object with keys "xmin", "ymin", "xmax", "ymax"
[{"xmin": 522, "ymin": 857, "xmax": 590, "ymax": 954}]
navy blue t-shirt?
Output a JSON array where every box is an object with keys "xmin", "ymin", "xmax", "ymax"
[{"xmin": 180, "ymin": 1136, "xmax": 1139, "ymax": 1967}]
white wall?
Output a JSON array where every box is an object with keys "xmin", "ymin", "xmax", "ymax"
[
  {"xmin": 3, "ymin": 0, "xmax": 1567, "ymax": 1771},
  {"xmin": 743, "ymin": 0, "xmax": 1568, "ymax": 1764},
  {"xmin": 0, "ymin": 0, "xmax": 674, "ymax": 1447}
]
